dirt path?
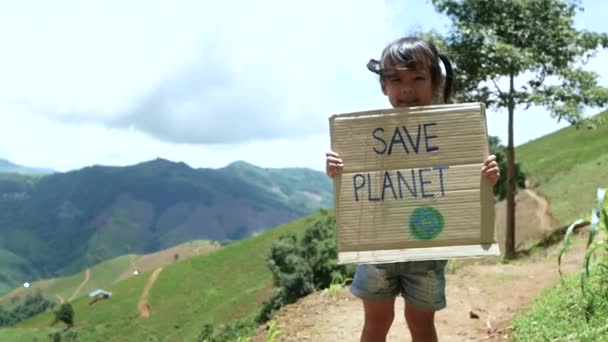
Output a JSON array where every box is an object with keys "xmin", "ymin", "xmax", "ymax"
[
  {"xmin": 138, "ymin": 267, "xmax": 163, "ymax": 318},
  {"xmin": 522, "ymin": 188, "xmax": 553, "ymax": 232},
  {"xmin": 55, "ymin": 294, "xmax": 65, "ymax": 304},
  {"xmin": 68, "ymin": 268, "xmax": 90, "ymax": 301},
  {"xmin": 252, "ymin": 190, "xmax": 589, "ymax": 341}
]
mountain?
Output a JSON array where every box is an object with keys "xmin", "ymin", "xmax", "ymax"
[
  {"xmin": 0, "ymin": 159, "xmax": 54, "ymax": 175},
  {"xmin": 0, "ymin": 158, "xmax": 333, "ymax": 295}
]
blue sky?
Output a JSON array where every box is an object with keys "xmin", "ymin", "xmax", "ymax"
[{"xmin": 0, "ymin": 0, "xmax": 606, "ymax": 172}]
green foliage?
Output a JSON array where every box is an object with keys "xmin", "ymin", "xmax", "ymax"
[
  {"xmin": 488, "ymin": 136, "xmax": 527, "ymax": 200},
  {"xmin": 558, "ymin": 187, "xmax": 608, "ymax": 293},
  {"xmin": 511, "ymin": 263, "xmax": 608, "ymax": 341},
  {"xmin": 301, "ymin": 218, "xmax": 352, "ymax": 288},
  {"xmin": 0, "ymin": 158, "xmax": 332, "ymax": 295},
  {"xmin": 0, "ymin": 292, "xmax": 55, "ymax": 327},
  {"xmin": 266, "ymin": 234, "xmax": 315, "ymax": 303},
  {"xmin": 196, "ymin": 317, "xmax": 256, "ymax": 342},
  {"xmin": 432, "ymin": 0, "xmax": 608, "ymax": 124},
  {"xmin": 265, "ymin": 320, "xmax": 281, "ymax": 342},
  {"xmin": 48, "ymin": 330, "xmax": 80, "ymax": 342},
  {"xmin": 260, "ymin": 215, "xmax": 354, "ymax": 322},
  {"xmin": 51, "ymin": 303, "xmax": 74, "ymax": 328}
]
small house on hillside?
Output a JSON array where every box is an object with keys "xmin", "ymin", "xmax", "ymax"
[
  {"xmin": 88, "ymin": 289, "xmax": 112, "ymax": 305},
  {"xmin": 88, "ymin": 289, "xmax": 112, "ymax": 298}
]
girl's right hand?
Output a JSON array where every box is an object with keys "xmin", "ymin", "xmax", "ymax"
[{"xmin": 325, "ymin": 151, "xmax": 344, "ymax": 178}]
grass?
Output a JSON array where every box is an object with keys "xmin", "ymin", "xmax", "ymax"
[
  {"xmin": 517, "ymin": 110, "xmax": 608, "ymax": 185},
  {"xmin": 516, "ymin": 110, "xmax": 608, "ymax": 227},
  {"xmin": 508, "ymin": 110, "xmax": 608, "ymax": 340},
  {"xmin": 0, "ymin": 240, "xmax": 213, "ymax": 306},
  {"xmin": 0, "ymin": 210, "xmax": 325, "ymax": 341},
  {"xmin": 511, "ymin": 259, "xmax": 608, "ymax": 341}
]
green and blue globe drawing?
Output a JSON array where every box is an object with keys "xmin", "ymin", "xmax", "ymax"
[{"xmin": 409, "ymin": 206, "xmax": 445, "ymax": 240}]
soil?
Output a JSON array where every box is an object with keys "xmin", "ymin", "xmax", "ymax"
[{"xmin": 137, "ymin": 267, "xmax": 163, "ymax": 318}]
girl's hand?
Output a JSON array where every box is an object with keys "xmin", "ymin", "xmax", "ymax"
[
  {"xmin": 325, "ymin": 151, "xmax": 344, "ymax": 178},
  {"xmin": 482, "ymin": 154, "xmax": 500, "ymax": 185}
]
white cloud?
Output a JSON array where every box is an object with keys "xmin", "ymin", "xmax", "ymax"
[
  {"xmin": 0, "ymin": 107, "xmax": 332, "ymax": 172},
  {"xmin": 0, "ymin": 0, "xmax": 408, "ymax": 145}
]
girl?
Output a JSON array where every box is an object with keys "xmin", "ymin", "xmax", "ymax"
[{"xmin": 325, "ymin": 36, "xmax": 500, "ymax": 342}]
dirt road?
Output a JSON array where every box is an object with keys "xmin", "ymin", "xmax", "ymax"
[
  {"xmin": 68, "ymin": 268, "xmax": 90, "ymax": 301},
  {"xmin": 138, "ymin": 267, "xmax": 163, "ymax": 318}
]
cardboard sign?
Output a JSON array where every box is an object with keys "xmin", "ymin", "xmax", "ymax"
[{"xmin": 329, "ymin": 102, "xmax": 499, "ymax": 264}]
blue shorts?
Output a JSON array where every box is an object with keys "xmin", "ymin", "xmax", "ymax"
[{"xmin": 350, "ymin": 260, "xmax": 447, "ymax": 311}]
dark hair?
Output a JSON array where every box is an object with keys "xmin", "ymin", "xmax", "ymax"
[{"xmin": 367, "ymin": 36, "xmax": 454, "ymax": 104}]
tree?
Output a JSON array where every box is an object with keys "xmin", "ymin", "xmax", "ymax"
[
  {"xmin": 431, "ymin": 0, "xmax": 608, "ymax": 259},
  {"xmin": 300, "ymin": 216, "xmax": 352, "ymax": 289},
  {"xmin": 52, "ymin": 303, "xmax": 74, "ymax": 328},
  {"xmin": 265, "ymin": 234, "xmax": 315, "ymax": 303}
]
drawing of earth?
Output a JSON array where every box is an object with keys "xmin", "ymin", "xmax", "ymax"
[{"xmin": 409, "ymin": 206, "xmax": 444, "ymax": 240}]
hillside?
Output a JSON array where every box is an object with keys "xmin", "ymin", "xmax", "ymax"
[
  {"xmin": 0, "ymin": 158, "xmax": 54, "ymax": 175},
  {"xmin": 516, "ymin": 110, "xmax": 608, "ymax": 227},
  {"xmin": 0, "ymin": 210, "xmax": 327, "ymax": 342},
  {"xmin": 0, "ymin": 158, "xmax": 332, "ymax": 295},
  {"xmin": 0, "ymin": 240, "xmax": 218, "ymax": 307}
]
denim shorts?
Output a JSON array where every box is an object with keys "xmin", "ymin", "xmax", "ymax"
[{"xmin": 350, "ymin": 260, "xmax": 447, "ymax": 311}]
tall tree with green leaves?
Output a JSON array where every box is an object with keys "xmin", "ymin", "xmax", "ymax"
[{"xmin": 431, "ymin": 0, "xmax": 608, "ymax": 259}]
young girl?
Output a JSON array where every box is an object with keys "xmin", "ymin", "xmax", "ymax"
[{"xmin": 325, "ymin": 36, "xmax": 500, "ymax": 342}]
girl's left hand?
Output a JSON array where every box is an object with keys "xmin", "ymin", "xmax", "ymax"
[{"xmin": 482, "ymin": 155, "xmax": 500, "ymax": 185}]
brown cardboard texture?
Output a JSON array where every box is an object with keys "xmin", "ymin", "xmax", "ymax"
[{"xmin": 329, "ymin": 102, "xmax": 499, "ymax": 264}]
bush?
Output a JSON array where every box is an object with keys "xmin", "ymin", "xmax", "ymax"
[
  {"xmin": 52, "ymin": 303, "xmax": 74, "ymax": 328},
  {"xmin": 0, "ymin": 291, "xmax": 56, "ymax": 326},
  {"xmin": 259, "ymin": 215, "xmax": 354, "ymax": 322}
]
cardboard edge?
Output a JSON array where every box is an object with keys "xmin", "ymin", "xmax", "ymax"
[
  {"xmin": 330, "ymin": 102, "xmax": 483, "ymax": 121},
  {"xmin": 337, "ymin": 243, "xmax": 501, "ymax": 265}
]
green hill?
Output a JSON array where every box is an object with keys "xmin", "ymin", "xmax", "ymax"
[
  {"xmin": 516, "ymin": 110, "xmax": 608, "ymax": 227},
  {"xmin": 0, "ymin": 158, "xmax": 332, "ymax": 295},
  {"xmin": 0, "ymin": 239, "xmax": 215, "ymax": 307},
  {"xmin": 0, "ymin": 210, "xmax": 327, "ymax": 341}
]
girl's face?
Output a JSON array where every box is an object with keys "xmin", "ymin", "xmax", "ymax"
[{"xmin": 381, "ymin": 64, "xmax": 434, "ymax": 108}]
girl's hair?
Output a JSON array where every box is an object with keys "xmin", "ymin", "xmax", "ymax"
[{"xmin": 367, "ymin": 36, "xmax": 454, "ymax": 104}]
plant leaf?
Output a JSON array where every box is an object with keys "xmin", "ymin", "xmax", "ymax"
[
  {"xmin": 602, "ymin": 208, "xmax": 608, "ymax": 233},
  {"xmin": 558, "ymin": 219, "xmax": 585, "ymax": 276},
  {"xmin": 597, "ymin": 187, "xmax": 606, "ymax": 208},
  {"xmin": 588, "ymin": 209, "xmax": 599, "ymax": 249},
  {"xmin": 584, "ymin": 240, "xmax": 608, "ymax": 277},
  {"xmin": 582, "ymin": 240, "xmax": 608, "ymax": 294}
]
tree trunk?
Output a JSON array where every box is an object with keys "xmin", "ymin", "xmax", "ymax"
[{"xmin": 505, "ymin": 72, "xmax": 516, "ymax": 260}]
